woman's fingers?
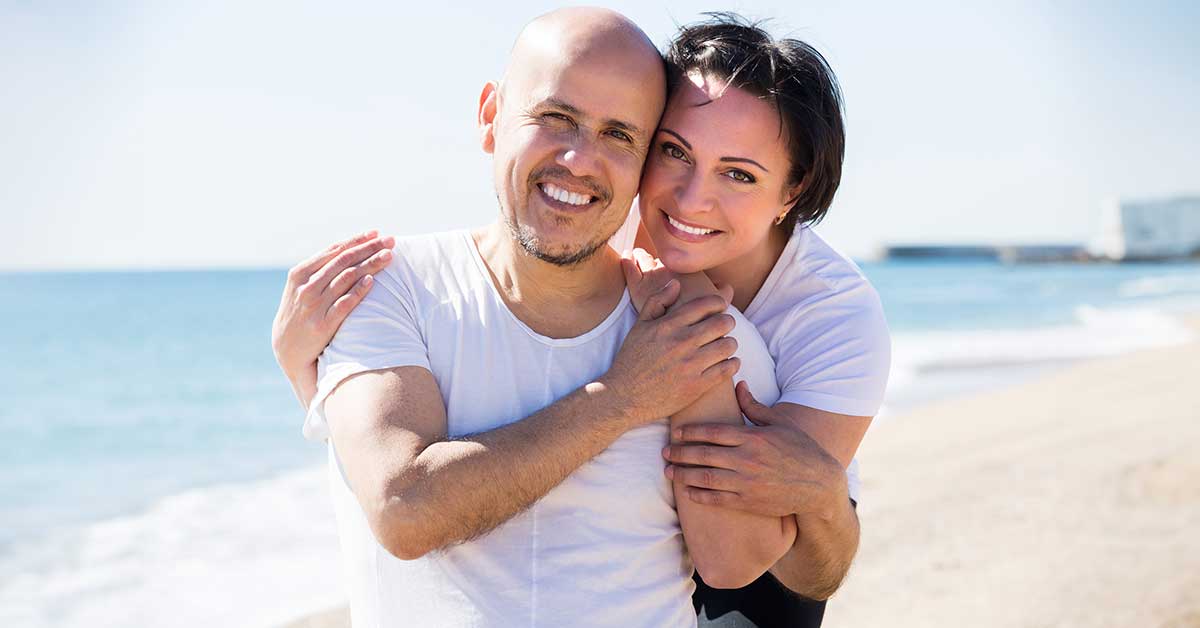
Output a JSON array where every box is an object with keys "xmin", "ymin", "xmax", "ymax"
[
  {"xmin": 327, "ymin": 248, "xmax": 392, "ymax": 299},
  {"xmin": 305, "ymin": 236, "xmax": 395, "ymax": 299},
  {"xmin": 290, "ymin": 230, "xmax": 378, "ymax": 284},
  {"xmin": 326, "ymin": 274, "xmax": 375, "ymax": 326}
]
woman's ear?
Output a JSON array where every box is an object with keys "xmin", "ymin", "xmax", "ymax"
[{"xmin": 477, "ymin": 81, "xmax": 500, "ymax": 154}]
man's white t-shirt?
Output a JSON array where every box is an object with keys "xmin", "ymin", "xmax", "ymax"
[{"xmin": 303, "ymin": 230, "xmax": 784, "ymax": 628}]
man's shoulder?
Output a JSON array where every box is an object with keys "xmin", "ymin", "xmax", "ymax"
[
  {"xmin": 370, "ymin": 229, "xmax": 483, "ymax": 308},
  {"xmin": 390, "ymin": 229, "xmax": 474, "ymax": 271}
]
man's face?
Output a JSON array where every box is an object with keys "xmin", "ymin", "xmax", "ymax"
[{"xmin": 482, "ymin": 46, "xmax": 664, "ymax": 266}]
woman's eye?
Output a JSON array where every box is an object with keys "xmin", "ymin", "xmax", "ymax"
[
  {"xmin": 724, "ymin": 170, "xmax": 755, "ymax": 184},
  {"xmin": 662, "ymin": 143, "xmax": 687, "ymax": 161}
]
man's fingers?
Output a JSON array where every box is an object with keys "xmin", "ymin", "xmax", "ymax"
[
  {"xmin": 699, "ymin": 357, "xmax": 741, "ymax": 386},
  {"xmin": 665, "ymin": 464, "xmax": 739, "ymax": 491},
  {"xmin": 639, "ymin": 279, "xmax": 680, "ymax": 321},
  {"xmin": 326, "ymin": 274, "xmax": 374, "ymax": 324},
  {"xmin": 735, "ymin": 380, "xmax": 774, "ymax": 426},
  {"xmin": 668, "ymin": 294, "xmax": 730, "ymax": 328},
  {"xmin": 687, "ymin": 311, "xmax": 736, "ymax": 348},
  {"xmin": 292, "ymin": 230, "xmax": 379, "ymax": 281},
  {"xmin": 670, "ymin": 422, "xmax": 751, "ymax": 447},
  {"xmin": 307, "ymin": 236, "xmax": 395, "ymax": 297}
]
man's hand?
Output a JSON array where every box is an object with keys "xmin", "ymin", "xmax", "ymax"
[
  {"xmin": 272, "ymin": 230, "xmax": 395, "ymax": 406},
  {"xmin": 600, "ymin": 283, "xmax": 741, "ymax": 424},
  {"xmin": 662, "ymin": 381, "xmax": 849, "ymax": 520}
]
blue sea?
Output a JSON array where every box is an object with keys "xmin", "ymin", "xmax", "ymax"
[{"xmin": 2, "ymin": 259, "xmax": 1199, "ymax": 627}]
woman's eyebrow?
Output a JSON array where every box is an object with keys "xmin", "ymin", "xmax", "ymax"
[
  {"xmin": 720, "ymin": 156, "xmax": 769, "ymax": 173},
  {"xmin": 660, "ymin": 128, "xmax": 769, "ymax": 172}
]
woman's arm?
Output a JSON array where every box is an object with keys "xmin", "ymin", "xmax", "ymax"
[
  {"xmin": 623, "ymin": 255, "xmax": 797, "ymax": 589},
  {"xmin": 271, "ymin": 231, "xmax": 394, "ymax": 408}
]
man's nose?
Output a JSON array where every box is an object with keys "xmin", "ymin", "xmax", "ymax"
[{"xmin": 556, "ymin": 137, "xmax": 603, "ymax": 179}]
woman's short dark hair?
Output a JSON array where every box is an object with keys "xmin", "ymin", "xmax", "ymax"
[{"xmin": 665, "ymin": 13, "xmax": 845, "ymax": 232}]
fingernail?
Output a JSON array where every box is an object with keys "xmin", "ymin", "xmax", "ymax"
[
  {"xmin": 672, "ymin": 428, "xmax": 682, "ymax": 440},
  {"xmin": 664, "ymin": 465, "xmax": 674, "ymax": 479},
  {"xmin": 661, "ymin": 446, "xmax": 671, "ymax": 458}
]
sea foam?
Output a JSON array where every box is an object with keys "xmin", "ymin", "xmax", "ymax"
[{"xmin": 0, "ymin": 464, "xmax": 342, "ymax": 628}]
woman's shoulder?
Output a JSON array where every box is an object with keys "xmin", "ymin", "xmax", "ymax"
[{"xmin": 748, "ymin": 226, "xmax": 885, "ymax": 327}]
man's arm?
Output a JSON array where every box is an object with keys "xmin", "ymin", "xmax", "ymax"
[
  {"xmin": 324, "ymin": 289, "xmax": 742, "ymax": 560},
  {"xmin": 665, "ymin": 388, "xmax": 872, "ymax": 599}
]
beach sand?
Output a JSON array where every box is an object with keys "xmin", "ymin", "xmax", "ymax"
[
  {"xmin": 281, "ymin": 320, "xmax": 1200, "ymax": 628},
  {"xmin": 824, "ymin": 318, "xmax": 1200, "ymax": 628}
]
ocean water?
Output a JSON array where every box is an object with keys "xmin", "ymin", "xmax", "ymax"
[{"xmin": 2, "ymin": 259, "xmax": 1199, "ymax": 627}]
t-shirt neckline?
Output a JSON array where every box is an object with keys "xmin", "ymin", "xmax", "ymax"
[
  {"xmin": 460, "ymin": 230, "xmax": 632, "ymax": 348},
  {"xmin": 743, "ymin": 227, "xmax": 806, "ymax": 320}
]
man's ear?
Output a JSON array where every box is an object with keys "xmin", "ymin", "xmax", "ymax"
[{"xmin": 477, "ymin": 81, "xmax": 499, "ymax": 154}]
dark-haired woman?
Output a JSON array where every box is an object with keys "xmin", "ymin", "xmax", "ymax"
[{"xmin": 611, "ymin": 14, "xmax": 890, "ymax": 627}]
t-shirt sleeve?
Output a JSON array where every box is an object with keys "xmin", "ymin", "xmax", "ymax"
[
  {"xmin": 301, "ymin": 257, "xmax": 430, "ymax": 442},
  {"xmin": 774, "ymin": 286, "xmax": 892, "ymax": 418}
]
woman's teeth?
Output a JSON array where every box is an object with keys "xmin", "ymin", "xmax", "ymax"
[
  {"xmin": 541, "ymin": 183, "xmax": 593, "ymax": 206},
  {"xmin": 667, "ymin": 214, "xmax": 716, "ymax": 236}
]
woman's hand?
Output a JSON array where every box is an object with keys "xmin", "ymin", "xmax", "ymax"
[
  {"xmin": 272, "ymin": 230, "xmax": 395, "ymax": 407},
  {"xmin": 663, "ymin": 381, "xmax": 850, "ymax": 520},
  {"xmin": 620, "ymin": 248, "xmax": 733, "ymax": 316}
]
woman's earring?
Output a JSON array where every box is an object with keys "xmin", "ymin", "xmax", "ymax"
[{"xmin": 774, "ymin": 211, "xmax": 789, "ymax": 225}]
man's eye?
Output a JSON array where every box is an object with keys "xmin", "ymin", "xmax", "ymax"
[
  {"xmin": 543, "ymin": 112, "xmax": 573, "ymax": 124},
  {"xmin": 724, "ymin": 170, "xmax": 755, "ymax": 184},
  {"xmin": 607, "ymin": 129, "xmax": 633, "ymax": 143},
  {"xmin": 662, "ymin": 143, "xmax": 688, "ymax": 161}
]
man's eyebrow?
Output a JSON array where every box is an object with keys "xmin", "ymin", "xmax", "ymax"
[
  {"xmin": 659, "ymin": 128, "xmax": 769, "ymax": 172},
  {"xmin": 540, "ymin": 97, "xmax": 645, "ymax": 139}
]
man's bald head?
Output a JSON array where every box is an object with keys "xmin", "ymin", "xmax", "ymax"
[
  {"xmin": 478, "ymin": 8, "xmax": 666, "ymax": 267},
  {"xmin": 501, "ymin": 7, "xmax": 664, "ymax": 99}
]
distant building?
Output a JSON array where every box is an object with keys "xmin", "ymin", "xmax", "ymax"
[{"xmin": 1091, "ymin": 197, "xmax": 1200, "ymax": 261}]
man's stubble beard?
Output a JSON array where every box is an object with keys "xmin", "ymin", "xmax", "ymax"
[{"xmin": 501, "ymin": 197, "xmax": 623, "ymax": 267}]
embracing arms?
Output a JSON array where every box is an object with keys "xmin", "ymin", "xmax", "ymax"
[
  {"xmin": 274, "ymin": 236, "xmax": 742, "ymax": 560},
  {"xmin": 623, "ymin": 254, "xmax": 797, "ymax": 588}
]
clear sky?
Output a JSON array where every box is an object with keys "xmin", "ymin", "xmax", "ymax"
[{"xmin": 2, "ymin": 0, "xmax": 1197, "ymax": 270}]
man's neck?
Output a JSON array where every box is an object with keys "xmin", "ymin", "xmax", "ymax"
[{"xmin": 471, "ymin": 222, "xmax": 627, "ymax": 339}]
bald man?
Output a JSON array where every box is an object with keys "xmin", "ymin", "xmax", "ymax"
[{"xmin": 293, "ymin": 8, "xmax": 766, "ymax": 626}]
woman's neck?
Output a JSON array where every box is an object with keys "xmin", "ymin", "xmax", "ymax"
[{"xmin": 705, "ymin": 226, "xmax": 791, "ymax": 312}]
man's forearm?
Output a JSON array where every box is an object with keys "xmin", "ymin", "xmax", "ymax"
[
  {"xmin": 378, "ymin": 380, "xmax": 638, "ymax": 559},
  {"xmin": 768, "ymin": 498, "xmax": 860, "ymax": 600}
]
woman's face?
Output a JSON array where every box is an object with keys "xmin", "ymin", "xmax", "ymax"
[{"xmin": 638, "ymin": 72, "xmax": 799, "ymax": 274}]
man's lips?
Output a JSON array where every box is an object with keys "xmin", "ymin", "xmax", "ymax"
[{"xmin": 537, "ymin": 182, "xmax": 600, "ymax": 210}]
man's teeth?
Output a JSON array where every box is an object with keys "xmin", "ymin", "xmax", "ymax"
[
  {"xmin": 667, "ymin": 214, "xmax": 716, "ymax": 236},
  {"xmin": 541, "ymin": 183, "xmax": 593, "ymax": 206}
]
